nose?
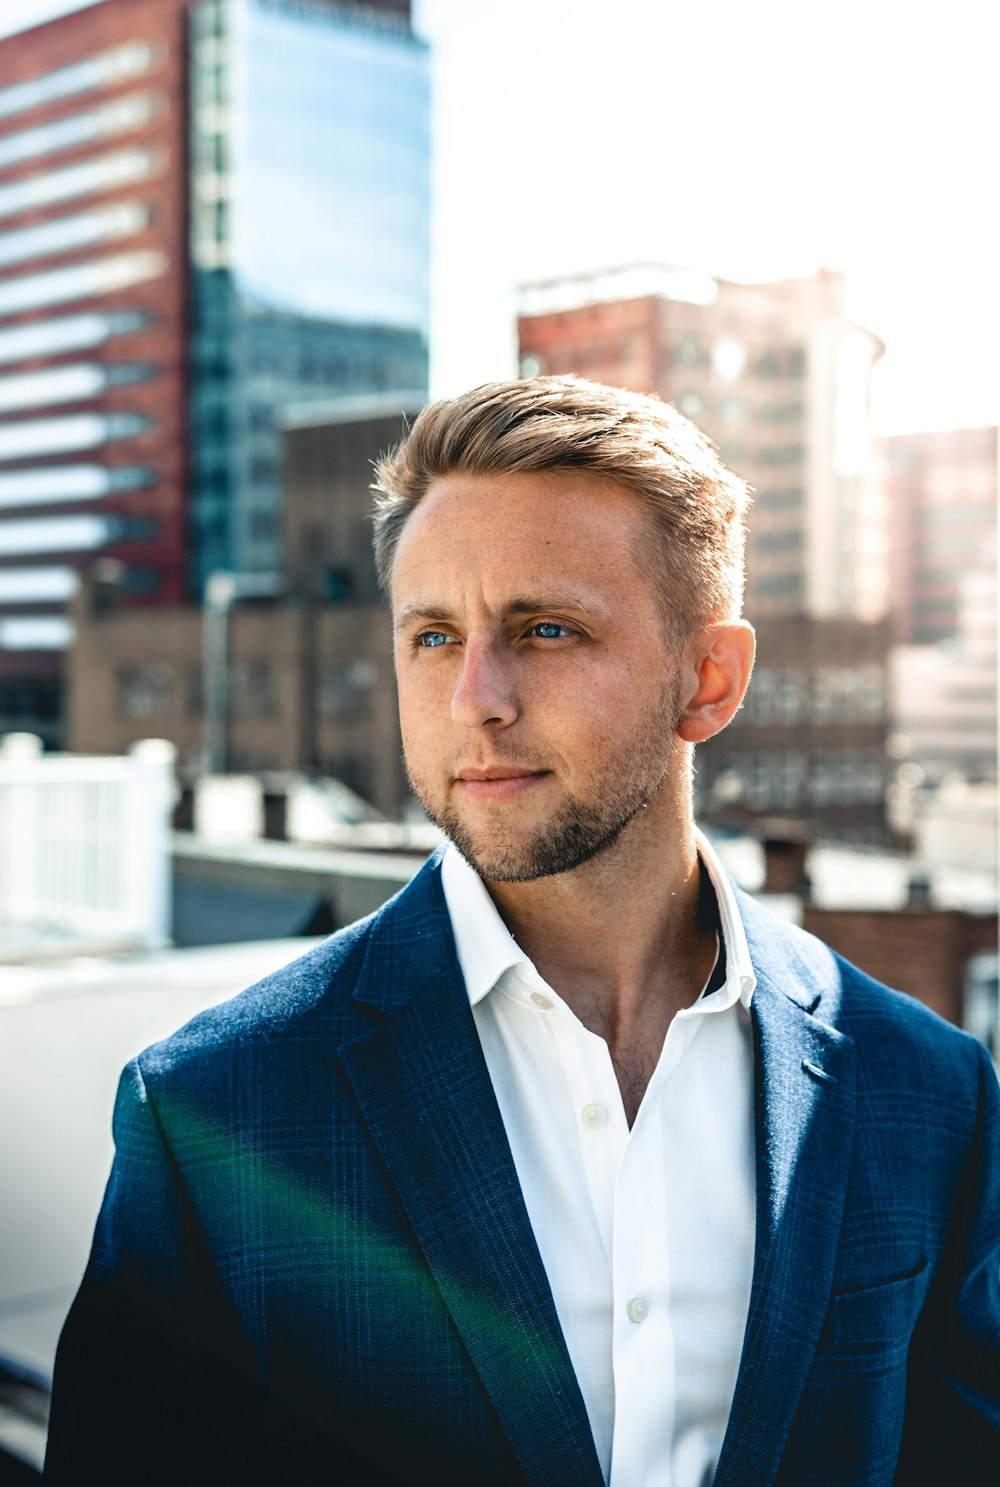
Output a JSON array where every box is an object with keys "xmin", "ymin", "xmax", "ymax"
[{"xmin": 450, "ymin": 638, "xmax": 518, "ymax": 729}]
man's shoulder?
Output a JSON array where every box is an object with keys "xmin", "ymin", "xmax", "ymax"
[
  {"xmin": 737, "ymin": 886, "xmax": 989, "ymax": 1081},
  {"xmin": 136, "ymin": 853, "xmax": 449, "ymax": 1086},
  {"xmin": 137, "ymin": 914, "xmax": 373, "ymax": 1080}
]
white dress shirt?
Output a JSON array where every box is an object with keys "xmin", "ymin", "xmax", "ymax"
[{"xmin": 441, "ymin": 831, "xmax": 757, "ymax": 1487}]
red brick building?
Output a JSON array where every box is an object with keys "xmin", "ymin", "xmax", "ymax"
[
  {"xmin": 518, "ymin": 265, "xmax": 886, "ymax": 626},
  {"xmin": 0, "ymin": 0, "xmax": 193, "ymax": 740},
  {"xmin": 0, "ymin": 0, "xmax": 428, "ymax": 746}
]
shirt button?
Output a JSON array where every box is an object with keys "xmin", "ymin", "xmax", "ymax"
[
  {"xmin": 530, "ymin": 991, "xmax": 553, "ymax": 1010},
  {"xmin": 581, "ymin": 1103, "xmax": 606, "ymax": 1129},
  {"xmin": 627, "ymin": 1296, "xmax": 649, "ymax": 1324}
]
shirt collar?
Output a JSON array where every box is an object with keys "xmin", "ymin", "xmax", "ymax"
[
  {"xmin": 440, "ymin": 827, "xmax": 756, "ymax": 1013},
  {"xmin": 440, "ymin": 843, "xmax": 529, "ymax": 1006}
]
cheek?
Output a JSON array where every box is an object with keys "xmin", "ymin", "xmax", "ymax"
[{"xmin": 395, "ymin": 671, "xmax": 446, "ymax": 749}]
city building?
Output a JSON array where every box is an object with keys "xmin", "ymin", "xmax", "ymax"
[
  {"xmin": 518, "ymin": 263, "xmax": 887, "ymax": 624},
  {"xmin": 695, "ymin": 614, "xmax": 892, "ymax": 843},
  {"xmin": 882, "ymin": 426, "xmax": 998, "ymax": 788},
  {"xmin": 884, "ymin": 425, "xmax": 997, "ymax": 645},
  {"xmin": 66, "ymin": 399, "xmax": 419, "ymax": 815},
  {"xmin": 890, "ymin": 567, "xmax": 997, "ymax": 783},
  {"xmin": 0, "ymin": 0, "xmax": 429, "ymax": 745}
]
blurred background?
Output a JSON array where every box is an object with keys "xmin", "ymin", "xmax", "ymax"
[{"xmin": 0, "ymin": 0, "xmax": 995, "ymax": 1475}]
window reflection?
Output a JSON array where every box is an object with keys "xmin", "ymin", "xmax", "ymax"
[
  {"xmin": 0, "ymin": 514, "xmax": 118, "ymax": 555},
  {"xmin": 0, "ymin": 250, "xmax": 167, "ymax": 316},
  {"xmin": 0, "ymin": 567, "xmax": 79, "ymax": 603},
  {"xmin": 0, "ymin": 94, "xmax": 160, "ymax": 171},
  {"xmin": 0, "ymin": 362, "xmax": 154, "ymax": 413},
  {"xmin": 0, "ymin": 203, "xmax": 149, "ymax": 270},
  {"xmin": 0, "ymin": 464, "xmax": 153, "ymax": 508},
  {"xmin": 0, "ymin": 311, "xmax": 149, "ymax": 365},
  {"xmin": 0, "ymin": 41, "xmax": 156, "ymax": 122},
  {"xmin": 225, "ymin": 1, "xmax": 429, "ymax": 329},
  {"xmin": 0, "ymin": 411, "xmax": 150, "ymax": 460},
  {"xmin": 0, "ymin": 149, "xmax": 159, "ymax": 223},
  {"xmin": 0, "ymin": 616, "xmax": 74, "ymax": 650}
]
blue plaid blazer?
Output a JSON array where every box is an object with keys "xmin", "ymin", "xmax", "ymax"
[{"xmin": 46, "ymin": 850, "xmax": 1000, "ymax": 1485}]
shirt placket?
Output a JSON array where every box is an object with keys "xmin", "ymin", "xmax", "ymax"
[
  {"xmin": 609, "ymin": 1012, "xmax": 705, "ymax": 1487},
  {"xmin": 513, "ymin": 965, "xmax": 628, "ymax": 1264}
]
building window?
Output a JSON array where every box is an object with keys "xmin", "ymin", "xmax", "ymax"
[
  {"xmin": 759, "ymin": 444, "xmax": 805, "ymax": 468},
  {"xmin": 249, "ymin": 457, "xmax": 277, "ymax": 486},
  {"xmin": 0, "ymin": 310, "xmax": 149, "ymax": 366},
  {"xmin": 230, "ymin": 659, "xmax": 278, "ymax": 718},
  {"xmin": 248, "ymin": 509, "xmax": 275, "ymax": 540},
  {"xmin": 0, "ymin": 566, "xmax": 78, "ymax": 603},
  {"xmin": 0, "ymin": 513, "xmax": 119, "ymax": 556},
  {"xmin": 116, "ymin": 663, "xmax": 173, "ymax": 720},
  {"xmin": 758, "ymin": 528, "xmax": 804, "ymax": 554},
  {"xmin": 0, "ymin": 412, "xmax": 151, "ymax": 462},
  {"xmin": 712, "ymin": 338, "xmax": 747, "ymax": 381},
  {"xmin": 755, "ymin": 572, "xmax": 803, "ymax": 599},
  {"xmin": 0, "ymin": 202, "xmax": 150, "ymax": 271},
  {"xmin": 317, "ymin": 661, "xmax": 377, "ymax": 720},
  {"xmin": 673, "ymin": 335, "xmax": 702, "ymax": 367},
  {"xmin": 677, "ymin": 391, "xmax": 704, "ymax": 418},
  {"xmin": 0, "ymin": 249, "xmax": 167, "ymax": 317},
  {"xmin": 0, "ymin": 149, "xmax": 160, "ymax": 224},
  {"xmin": 0, "ymin": 93, "xmax": 160, "ymax": 173},
  {"xmin": 756, "ymin": 486, "xmax": 805, "ymax": 511},
  {"xmin": 323, "ymin": 567, "xmax": 354, "ymax": 601},
  {"xmin": 0, "ymin": 41, "xmax": 157, "ymax": 123},
  {"xmin": 0, "ymin": 463, "xmax": 151, "ymax": 509},
  {"xmin": 0, "ymin": 361, "xmax": 155, "ymax": 415}
]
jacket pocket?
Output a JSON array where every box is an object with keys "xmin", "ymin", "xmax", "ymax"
[{"xmin": 818, "ymin": 1259, "xmax": 931, "ymax": 1374}]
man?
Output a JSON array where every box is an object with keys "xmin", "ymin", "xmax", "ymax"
[{"xmin": 46, "ymin": 378, "xmax": 999, "ymax": 1485}]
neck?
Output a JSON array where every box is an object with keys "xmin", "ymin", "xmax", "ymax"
[{"xmin": 484, "ymin": 779, "xmax": 719, "ymax": 1045}]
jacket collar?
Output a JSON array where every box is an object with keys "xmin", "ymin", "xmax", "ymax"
[
  {"xmin": 342, "ymin": 854, "xmax": 855, "ymax": 1487},
  {"xmin": 713, "ymin": 888, "xmax": 856, "ymax": 1487},
  {"xmin": 340, "ymin": 849, "xmax": 604, "ymax": 1487}
]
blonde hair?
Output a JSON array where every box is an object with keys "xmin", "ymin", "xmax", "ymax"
[{"xmin": 372, "ymin": 375, "xmax": 751, "ymax": 639}]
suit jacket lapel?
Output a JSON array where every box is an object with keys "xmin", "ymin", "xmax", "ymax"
[
  {"xmin": 337, "ymin": 855, "xmax": 604, "ymax": 1487},
  {"xmin": 714, "ymin": 893, "xmax": 857, "ymax": 1487}
]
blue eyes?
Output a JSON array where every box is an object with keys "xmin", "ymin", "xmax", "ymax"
[{"xmin": 416, "ymin": 622, "xmax": 572, "ymax": 648}]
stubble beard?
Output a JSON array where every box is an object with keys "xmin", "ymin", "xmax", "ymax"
[{"xmin": 406, "ymin": 680, "xmax": 684, "ymax": 884}]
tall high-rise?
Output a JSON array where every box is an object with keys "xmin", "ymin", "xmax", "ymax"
[
  {"xmin": 518, "ymin": 265, "xmax": 886, "ymax": 624},
  {"xmin": 884, "ymin": 426, "xmax": 997, "ymax": 645},
  {"xmin": 0, "ymin": 0, "xmax": 429, "ymax": 743}
]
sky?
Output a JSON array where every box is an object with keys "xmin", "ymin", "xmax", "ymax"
[{"xmin": 2, "ymin": 0, "xmax": 998, "ymax": 434}]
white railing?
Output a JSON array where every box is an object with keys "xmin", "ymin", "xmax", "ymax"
[{"xmin": 0, "ymin": 735, "xmax": 174, "ymax": 951}]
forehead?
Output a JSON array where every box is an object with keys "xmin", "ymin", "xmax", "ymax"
[{"xmin": 390, "ymin": 469, "xmax": 654, "ymax": 600}]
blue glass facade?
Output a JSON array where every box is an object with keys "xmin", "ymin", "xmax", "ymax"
[{"xmin": 189, "ymin": 0, "xmax": 430, "ymax": 586}]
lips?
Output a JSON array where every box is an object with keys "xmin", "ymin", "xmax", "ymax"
[
  {"xmin": 456, "ymin": 766, "xmax": 545, "ymax": 782},
  {"xmin": 454, "ymin": 766, "xmax": 549, "ymax": 801}
]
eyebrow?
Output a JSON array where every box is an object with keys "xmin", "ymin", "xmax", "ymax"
[{"xmin": 394, "ymin": 592, "xmax": 609, "ymax": 630}]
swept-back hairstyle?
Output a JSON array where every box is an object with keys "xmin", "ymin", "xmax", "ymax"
[{"xmin": 371, "ymin": 375, "xmax": 751, "ymax": 641}]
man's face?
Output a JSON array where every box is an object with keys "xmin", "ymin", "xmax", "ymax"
[{"xmin": 391, "ymin": 469, "xmax": 688, "ymax": 883}]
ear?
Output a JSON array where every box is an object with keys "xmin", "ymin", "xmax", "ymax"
[{"xmin": 676, "ymin": 621, "xmax": 756, "ymax": 745}]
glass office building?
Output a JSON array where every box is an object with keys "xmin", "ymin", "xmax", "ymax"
[
  {"xmin": 189, "ymin": 0, "xmax": 430, "ymax": 583},
  {"xmin": 0, "ymin": 0, "xmax": 429, "ymax": 739}
]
